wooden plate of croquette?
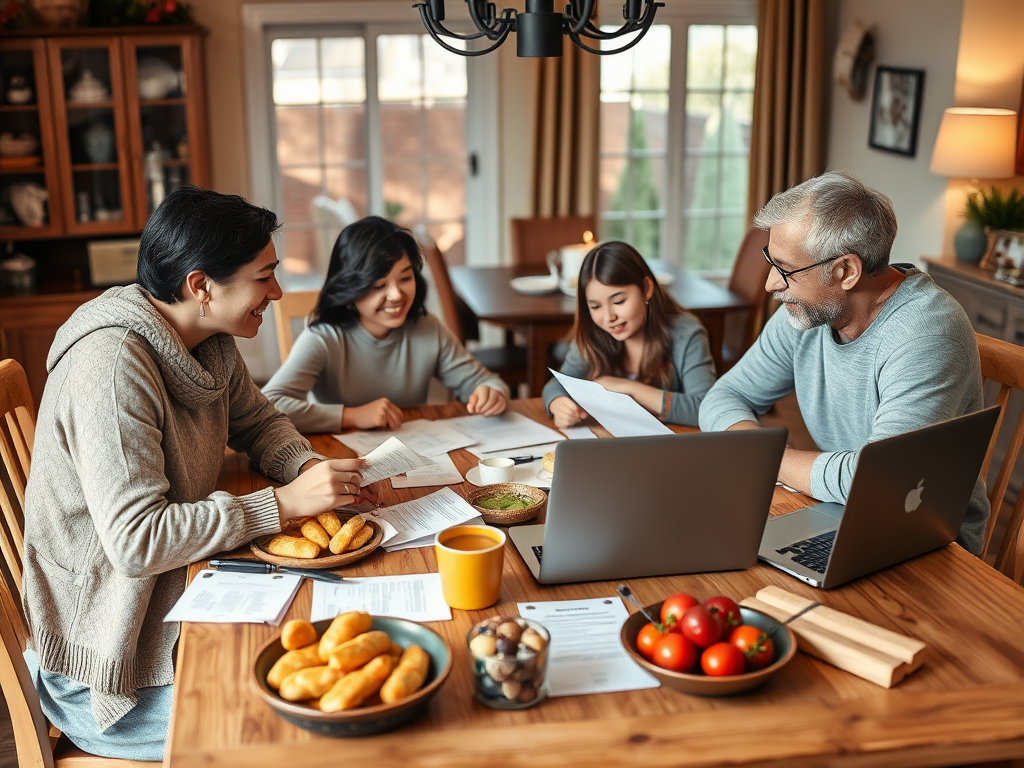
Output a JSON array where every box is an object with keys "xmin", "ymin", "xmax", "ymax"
[{"xmin": 250, "ymin": 513, "xmax": 384, "ymax": 569}]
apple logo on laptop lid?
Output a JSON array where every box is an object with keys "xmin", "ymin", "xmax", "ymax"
[{"xmin": 904, "ymin": 479, "xmax": 925, "ymax": 513}]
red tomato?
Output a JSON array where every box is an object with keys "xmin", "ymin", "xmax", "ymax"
[
  {"xmin": 660, "ymin": 593, "xmax": 700, "ymax": 631},
  {"xmin": 636, "ymin": 622, "xmax": 666, "ymax": 660},
  {"xmin": 680, "ymin": 605, "xmax": 722, "ymax": 648},
  {"xmin": 704, "ymin": 595, "xmax": 742, "ymax": 634},
  {"xmin": 729, "ymin": 625, "xmax": 775, "ymax": 671},
  {"xmin": 701, "ymin": 642, "xmax": 746, "ymax": 676},
  {"xmin": 652, "ymin": 633, "xmax": 698, "ymax": 673}
]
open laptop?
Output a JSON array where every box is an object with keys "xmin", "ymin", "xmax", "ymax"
[
  {"xmin": 508, "ymin": 429, "xmax": 787, "ymax": 584},
  {"xmin": 759, "ymin": 406, "xmax": 1000, "ymax": 589}
]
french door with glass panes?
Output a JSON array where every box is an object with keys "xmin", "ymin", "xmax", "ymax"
[{"xmin": 265, "ymin": 25, "xmax": 473, "ymax": 289}]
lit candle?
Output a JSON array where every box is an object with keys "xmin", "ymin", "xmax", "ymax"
[{"xmin": 558, "ymin": 231, "xmax": 596, "ymax": 283}]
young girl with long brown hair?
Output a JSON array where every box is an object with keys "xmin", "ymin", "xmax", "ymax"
[{"xmin": 542, "ymin": 241, "xmax": 716, "ymax": 427}]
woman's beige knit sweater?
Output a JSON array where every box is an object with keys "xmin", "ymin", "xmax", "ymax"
[{"xmin": 22, "ymin": 285, "xmax": 320, "ymax": 730}]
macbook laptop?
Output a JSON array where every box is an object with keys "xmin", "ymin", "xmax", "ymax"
[
  {"xmin": 508, "ymin": 429, "xmax": 787, "ymax": 584},
  {"xmin": 759, "ymin": 406, "xmax": 1000, "ymax": 589}
]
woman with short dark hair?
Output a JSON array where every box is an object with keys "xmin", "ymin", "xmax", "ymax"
[
  {"xmin": 263, "ymin": 215, "xmax": 509, "ymax": 432},
  {"xmin": 21, "ymin": 186, "xmax": 364, "ymax": 760}
]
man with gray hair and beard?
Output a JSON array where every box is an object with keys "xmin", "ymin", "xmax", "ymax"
[{"xmin": 698, "ymin": 169, "xmax": 989, "ymax": 555}]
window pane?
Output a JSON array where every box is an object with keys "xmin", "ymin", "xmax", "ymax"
[
  {"xmin": 633, "ymin": 26, "xmax": 671, "ymax": 91},
  {"xmin": 684, "ymin": 217, "xmax": 717, "ymax": 271},
  {"xmin": 276, "ymin": 105, "xmax": 321, "ymax": 166},
  {"xmin": 325, "ymin": 166, "xmax": 369, "ymax": 219},
  {"xmin": 427, "ymin": 221, "xmax": 465, "ymax": 259},
  {"xmin": 321, "ymin": 37, "xmax": 366, "ymax": 103},
  {"xmin": 717, "ymin": 214, "xmax": 747, "ymax": 271},
  {"xmin": 685, "ymin": 93, "xmax": 721, "ymax": 151},
  {"xmin": 380, "ymin": 103, "xmax": 421, "ymax": 159},
  {"xmin": 427, "ymin": 161, "xmax": 466, "ymax": 220},
  {"xmin": 687, "ymin": 26, "xmax": 724, "ymax": 89},
  {"xmin": 278, "ymin": 228, "xmax": 319, "ymax": 278},
  {"xmin": 383, "ymin": 161, "xmax": 424, "ymax": 223},
  {"xmin": 323, "ymin": 104, "xmax": 365, "ymax": 164},
  {"xmin": 600, "ymin": 45, "xmax": 633, "ymax": 93},
  {"xmin": 280, "ymin": 166, "xmax": 322, "ymax": 226},
  {"xmin": 423, "ymin": 40, "xmax": 467, "ymax": 100},
  {"xmin": 682, "ymin": 154, "xmax": 717, "ymax": 211},
  {"xmin": 272, "ymin": 39, "xmax": 320, "ymax": 105},
  {"xmin": 600, "ymin": 156, "xmax": 627, "ymax": 212},
  {"xmin": 426, "ymin": 102, "xmax": 466, "ymax": 157},
  {"xmin": 377, "ymin": 35, "xmax": 423, "ymax": 102},
  {"xmin": 600, "ymin": 97, "xmax": 630, "ymax": 154},
  {"xmin": 720, "ymin": 155, "xmax": 749, "ymax": 210},
  {"xmin": 722, "ymin": 91, "xmax": 753, "ymax": 150},
  {"xmin": 632, "ymin": 218, "xmax": 662, "ymax": 260},
  {"xmin": 724, "ymin": 26, "xmax": 757, "ymax": 90},
  {"xmin": 632, "ymin": 94, "xmax": 668, "ymax": 153}
]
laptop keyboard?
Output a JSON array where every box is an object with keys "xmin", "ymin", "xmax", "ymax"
[
  {"xmin": 532, "ymin": 545, "xmax": 543, "ymax": 563},
  {"xmin": 775, "ymin": 530, "xmax": 836, "ymax": 574}
]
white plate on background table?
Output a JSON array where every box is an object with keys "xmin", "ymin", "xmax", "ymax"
[
  {"xmin": 560, "ymin": 272, "xmax": 673, "ymax": 297},
  {"xmin": 466, "ymin": 461, "xmax": 550, "ymax": 489},
  {"xmin": 510, "ymin": 275, "xmax": 559, "ymax": 294}
]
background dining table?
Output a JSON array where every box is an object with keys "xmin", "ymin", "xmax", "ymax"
[
  {"xmin": 448, "ymin": 263, "xmax": 750, "ymax": 396},
  {"xmin": 166, "ymin": 400, "xmax": 1024, "ymax": 768}
]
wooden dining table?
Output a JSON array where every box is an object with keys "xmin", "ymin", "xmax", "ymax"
[
  {"xmin": 448, "ymin": 264, "xmax": 749, "ymax": 396},
  {"xmin": 167, "ymin": 400, "xmax": 1024, "ymax": 768}
]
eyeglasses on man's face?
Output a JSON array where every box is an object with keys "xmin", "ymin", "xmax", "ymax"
[{"xmin": 762, "ymin": 246, "xmax": 844, "ymax": 289}]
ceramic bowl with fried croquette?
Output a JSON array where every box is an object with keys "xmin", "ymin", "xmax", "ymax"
[{"xmin": 253, "ymin": 615, "xmax": 452, "ymax": 737}]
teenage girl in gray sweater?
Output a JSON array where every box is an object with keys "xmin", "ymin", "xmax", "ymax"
[
  {"xmin": 542, "ymin": 241, "xmax": 716, "ymax": 427},
  {"xmin": 263, "ymin": 216, "xmax": 509, "ymax": 433}
]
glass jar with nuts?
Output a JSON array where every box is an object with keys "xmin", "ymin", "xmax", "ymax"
[{"xmin": 467, "ymin": 615, "xmax": 549, "ymax": 709}]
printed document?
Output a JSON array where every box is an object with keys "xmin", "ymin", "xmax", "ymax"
[
  {"xmin": 371, "ymin": 486, "xmax": 480, "ymax": 549},
  {"xmin": 448, "ymin": 411, "xmax": 564, "ymax": 454},
  {"xmin": 164, "ymin": 570, "xmax": 301, "ymax": 625},
  {"xmin": 550, "ymin": 369, "xmax": 672, "ymax": 437},
  {"xmin": 392, "ymin": 452, "xmax": 464, "ymax": 488},
  {"xmin": 311, "ymin": 573, "xmax": 452, "ymax": 623},
  {"xmin": 333, "ymin": 419, "xmax": 476, "ymax": 457},
  {"xmin": 517, "ymin": 597, "xmax": 660, "ymax": 696},
  {"xmin": 384, "ymin": 516, "xmax": 486, "ymax": 552},
  {"xmin": 359, "ymin": 436, "xmax": 431, "ymax": 485}
]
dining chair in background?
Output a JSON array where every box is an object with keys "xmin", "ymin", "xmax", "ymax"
[
  {"xmin": 975, "ymin": 332, "xmax": 1024, "ymax": 585},
  {"xmin": 719, "ymin": 227, "xmax": 772, "ymax": 373},
  {"xmin": 509, "ymin": 215, "xmax": 596, "ymax": 267},
  {"xmin": 0, "ymin": 358, "xmax": 33, "ymax": 604},
  {"xmin": 272, "ymin": 290, "xmax": 319, "ymax": 362},
  {"xmin": 422, "ymin": 242, "xmax": 529, "ymax": 396}
]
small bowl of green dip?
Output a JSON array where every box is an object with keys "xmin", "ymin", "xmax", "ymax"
[{"xmin": 466, "ymin": 483, "xmax": 547, "ymax": 525}]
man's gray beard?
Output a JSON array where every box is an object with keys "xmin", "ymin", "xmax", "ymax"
[{"xmin": 774, "ymin": 292, "xmax": 844, "ymax": 330}]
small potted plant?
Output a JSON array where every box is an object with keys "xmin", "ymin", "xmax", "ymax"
[{"xmin": 961, "ymin": 186, "xmax": 1024, "ymax": 266}]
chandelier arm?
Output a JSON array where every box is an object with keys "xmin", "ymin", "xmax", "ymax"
[
  {"xmin": 419, "ymin": 12, "xmax": 514, "ymax": 56},
  {"xmin": 565, "ymin": 0, "xmax": 596, "ymax": 35},
  {"xmin": 467, "ymin": 0, "xmax": 508, "ymax": 40},
  {"xmin": 414, "ymin": 3, "xmax": 508, "ymax": 41},
  {"xmin": 568, "ymin": 4, "xmax": 659, "ymax": 55},
  {"xmin": 577, "ymin": 1, "xmax": 662, "ymax": 40}
]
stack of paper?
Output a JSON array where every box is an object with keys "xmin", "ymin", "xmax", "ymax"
[
  {"xmin": 164, "ymin": 570, "xmax": 302, "ymax": 626},
  {"xmin": 391, "ymin": 452, "xmax": 464, "ymax": 488},
  {"xmin": 550, "ymin": 369, "xmax": 672, "ymax": 437},
  {"xmin": 368, "ymin": 487, "xmax": 483, "ymax": 551},
  {"xmin": 447, "ymin": 411, "xmax": 565, "ymax": 454},
  {"xmin": 311, "ymin": 573, "xmax": 452, "ymax": 623},
  {"xmin": 358, "ymin": 436, "xmax": 431, "ymax": 485},
  {"xmin": 333, "ymin": 419, "xmax": 476, "ymax": 457}
]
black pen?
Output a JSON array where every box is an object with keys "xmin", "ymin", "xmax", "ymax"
[{"xmin": 506, "ymin": 455, "xmax": 543, "ymax": 464}]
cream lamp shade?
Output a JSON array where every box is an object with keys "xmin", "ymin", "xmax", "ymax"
[{"xmin": 929, "ymin": 107, "xmax": 1017, "ymax": 179}]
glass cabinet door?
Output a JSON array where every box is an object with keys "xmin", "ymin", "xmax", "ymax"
[
  {"xmin": 48, "ymin": 38, "xmax": 137, "ymax": 235},
  {"xmin": 0, "ymin": 39, "xmax": 64, "ymax": 239},
  {"xmin": 123, "ymin": 32, "xmax": 208, "ymax": 219}
]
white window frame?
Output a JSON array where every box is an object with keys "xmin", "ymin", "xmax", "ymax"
[
  {"xmin": 597, "ymin": 0, "xmax": 757, "ymax": 273},
  {"xmin": 241, "ymin": 2, "xmax": 500, "ymax": 269}
]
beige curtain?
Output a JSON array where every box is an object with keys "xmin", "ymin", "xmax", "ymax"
[
  {"xmin": 532, "ymin": 38, "xmax": 600, "ymax": 217},
  {"xmin": 747, "ymin": 0, "xmax": 827, "ymax": 220}
]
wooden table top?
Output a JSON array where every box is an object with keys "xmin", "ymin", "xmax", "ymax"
[
  {"xmin": 449, "ymin": 263, "xmax": 749, "ymax": 324},
  {"xmin": 167, "ymin": 401, "xmax": 1024, "ymax": 768}
]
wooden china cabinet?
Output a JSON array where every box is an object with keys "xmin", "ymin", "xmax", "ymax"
[{"xmin": 0, "ymin": 26, "xmax": 209, "ymax": 406}]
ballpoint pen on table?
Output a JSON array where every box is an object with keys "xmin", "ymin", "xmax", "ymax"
[{"xmin": 209, "ymin": 559, "xmax": 348, "ymax": 584}]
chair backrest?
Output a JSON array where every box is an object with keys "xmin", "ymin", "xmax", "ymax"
[
  {"xmin": 727, "ymin": 227, "xmax": 772, "ymax": 351},
  {"xmin": 273, "ymin": 291, "xmax": 319, "ymax": 362},
  {"xmin": 0, "ymin": 540, "xmax": 53, "ymax": 768},
  {"xmin": 976, "ymin": 332, "xmax": 1024, "ymax": 584},
  {"xmin": 509, "ymin": 215, "xmax": 596, "ymax": 267},
  {"xmin": 421, "ymin": 243, "xmax": 467, "ymax": 344},
  {"xmin": 0, "ymin": 359, "xmax": 34, "ymax": 604}
]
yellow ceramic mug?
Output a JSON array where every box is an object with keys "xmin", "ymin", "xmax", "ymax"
[{"xmin": 435, "ymin": 525, "xmax": 506, "ymax": 610}]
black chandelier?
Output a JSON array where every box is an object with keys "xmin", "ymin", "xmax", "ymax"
[{"xmin": 414, "ymin": 0, "xmax": 664, "ymax": 58}]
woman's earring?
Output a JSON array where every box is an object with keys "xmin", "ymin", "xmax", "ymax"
[{"xmin": 199, "ymin": 301, "xmax": 206, "ymax": 318}]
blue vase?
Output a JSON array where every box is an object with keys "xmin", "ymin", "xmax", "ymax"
[{"xmin": 954, "ymin": 221, "xmax": 987, "ymax": 264}]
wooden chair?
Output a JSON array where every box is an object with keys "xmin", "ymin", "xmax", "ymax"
[
  {"xmin": 509, "ymin": 215, "xmax": 596, "ymax": 267},
  {"xmin": 422, "ymin": 243, "xmax": 528, "ymax": 395},
  {"xmin": 0, "ymin": 358, "xmax": 34, "ymax": 604},
  {"xmin": 975, "ymin": 333, "xmax": 1024, "ymax": 584},
  {"xmin": 272, "ymin": 291, "xmax": 319, "ymax": 362},
  {"xmin": 720, "ymin": 227, "xmax": 772, "ymax": 372}
]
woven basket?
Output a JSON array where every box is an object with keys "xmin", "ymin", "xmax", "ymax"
[{"xmin": 467, "ymin": 483, "xmax": 546, "ymax": 525}]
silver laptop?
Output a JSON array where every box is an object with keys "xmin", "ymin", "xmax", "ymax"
[
  {"xmin": 509, "ymin": 429, "xmax": 787, "ymax": 584},
  {"xmin": 759, "ymin": 406, "xmax": 1000, "ymax": 589}
]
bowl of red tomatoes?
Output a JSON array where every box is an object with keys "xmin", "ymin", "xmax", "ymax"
[{"xmin": 619, "ymin": 593, "xmax": 797, "ymax": 697}]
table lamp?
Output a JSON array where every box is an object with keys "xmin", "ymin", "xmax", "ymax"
[{"xmin": 929, "ymin": 107, "xmax": 1017, "ymax": 263}]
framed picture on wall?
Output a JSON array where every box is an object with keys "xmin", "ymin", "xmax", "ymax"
[{"xmin": 868, "ymin": 66, "xmax": 925, "ymax": 157}]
